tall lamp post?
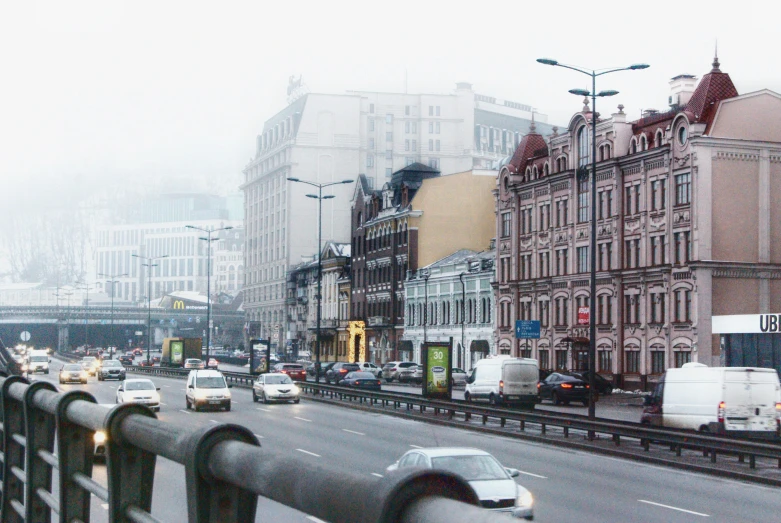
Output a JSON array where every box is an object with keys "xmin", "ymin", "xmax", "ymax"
[
  {"xmin": 56, "ymin": 290, "xmax": 74, "ymax": 352},
  {"xmin": 99, "ymin": 272, "xmax": 128, "ymax": 359},
  {"xmin": 185, "ymin": 225, "xmax": 234, "ymax": 364},
  {"xmin": 133, "ymin": 254, "xmax": 169, "ymax": 362},
  {"xmin": 287, "ymin": 177, "xmax": 353, "ymax": 383},
  {"xmin": 459, "ymin": 272, "xmax": 466, "ymax": 369},
  {"xmin": 75, "ymin": 281, "xmax": 96, "ymax": 350},
  {"xmin": 537, "ymin": 57, "xmax": 649, "ymax": 423},
  {"xmin": 421, "ymin": 270, "xmax": 431, "ymax": 344}
]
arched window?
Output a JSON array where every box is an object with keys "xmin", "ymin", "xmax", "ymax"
[
  {"xmin": 532, "ymin": 166, "xmax": 538, "ymax": 179},
  {"xmin": 631, "ymin": 138, "xmax": 638, "ymax": 154},
  {"xmin": 543, "ymin": 163, "xmax": 549, "ymax": 176},
  {"xmin": 640, "ymin": 135, "xmax": 647, "ymax": 151},
  {"xmin": 577, "ymin": 127, "xmax": 589, "ymax": 167},
  {"xmin": 655, "ymin": 130, "xmax": 663, "ymax": 147},
  {"xmin": 605, "ymin": 144, "xmax": 611, "ymax": 159}
]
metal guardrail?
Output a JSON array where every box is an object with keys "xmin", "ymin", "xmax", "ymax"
[
  {"xmin": 297, "ymin": 382, "xmax": 781, "ymax": 479},
  {"xmin": 0, "ymin": 372, "xmax": 518, "ymax": 523}
]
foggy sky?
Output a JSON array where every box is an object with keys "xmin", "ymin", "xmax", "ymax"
[{"xmin": 1, "ymin": 0, "xmax": 779, "ymax": 205}]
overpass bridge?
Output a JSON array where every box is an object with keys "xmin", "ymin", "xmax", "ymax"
[{"xmin": 0, "ymin": 305, "xmax": 246, "ymax": 351}]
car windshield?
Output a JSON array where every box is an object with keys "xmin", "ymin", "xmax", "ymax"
[
  {"xmin": 30, "ymin": 356, "xmax": 48, "ymax": 362},
  {"xmin": 125, "ymin": 381, "xmax": 155, "ymax": 391},
  {"xmin": 196, "ymin": 377, "xmax": 227, "ymax": 388},
  {"xmin": 82, "ymin": 358, "xmax": 96, "ymax": 363},
  {"xmin": 264, "ymin": 375, "xmax": 293, "ymax": 385},
  {"xmin": 103, "ymin": 361, "xmax": 122, "ymax": 368},
  {"xmin": 63, "ymin": 364, "xmax": 82, "ymax": 371},
  {"xmin": 186, "ymin": 359, "xmax": 201, "ymax": 364},
  {"xmin": 348, "ymin": 372, "xmax": 375, "ymax": 379},
  {"xmin": 430, "ymin": 455, "xmax": 508, "ymax": 481},
  {"xmin": 282, "ymin": 365, "xmax": 303, "ymax": 370}
]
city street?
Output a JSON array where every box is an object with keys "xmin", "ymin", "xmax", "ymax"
[{"xmin": 31, "ymin": 366, "xmax": 781, "ymax": 523}]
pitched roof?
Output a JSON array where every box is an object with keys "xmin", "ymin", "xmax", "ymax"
[
  {"xmin": 684, "ymin": 55, "xmax": 738, "ymax": 129},
  {"xmin": 506, "ymin": 130, "xmax": 548, "ymax": 175}
]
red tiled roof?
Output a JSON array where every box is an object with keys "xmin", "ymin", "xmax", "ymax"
[
  {"xmin": 685, "ymin": 69, "xmax": 738, "ymax": 129},
  {"xmin": 507, "ymin": 132, "xmax": 548, "ymax": 175}
]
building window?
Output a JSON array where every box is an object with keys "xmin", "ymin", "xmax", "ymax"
[
  {"xmin": 385, "ymin": 149, "xmax": 393, "ymax": 160},
  {"xmin": 386, "ymin": 114, "xmax": 393, "ymax": 124},
  {"xmin": 436, "ymin": 106, "xmax": 440, "ymax": 116},
  {"xmin": 367, "ymin": 155, "xmax": 374, "ymax": 168},
  {"xmin": 577, "ymin": 246, "xmax": 589, "ymax": 273},
  {"xmin": 405, "ymin": 139, "xmax": 409, "ymax": 151},
  {"xmin": 369, "ymin": 103, "xmax": 374, "ymax": 113},
  {"xmin": 405, "ymin": 121, "xmax": 410, "ymax": 133},
  {"xmin": 436, "ymin": 122, "xmax": 440, "ymax": 134},
  {"xmin": 405, "ymin": 105, "xmax": 410, "ymax": 116},
  {"xmin": 578, "ymin": 180, "xmax": 589, "ymax": 222},
  {"xmin": 555, "ymin": 350, "xmax": 568, "ymax": 371},
  {"xmin": 539, "ymin": 349, "xmax": 550, "ymax": 370},
  {"xmin": 369, "ymin": 119, "xmax": 375, "ymax": 131},
  {"xmin": 405, "ymin": 157, "xmax": 414, "ymax": 166},
  {"xmin": 678, "ymin": 126, "xmax": 688, "ymax": 146},
  {"xmin": 675, "ymin": 173, "xmax": 691, "ymax": 205},
  {"xmin": 625, "ymin": 350, "xmax": 640, "ymax": 373},
  {"xmin": 386, "ymin": 132, "xmax": 393, "ymax": 142},
  {"xmin": 674, "ymin": 350, "xmax": 691, "ymax": 367},
  {"xmin": 651, "ymin": 349, "xmax": 665, "ymax": 374},
  {"xmin": 435, "ymin": 140, "xmax": 440, "ymax": 152},
  {"xmin": 385, "ymin": 168, "xmax": 392, "ymax": 177},
  {"xmin": 598, "ymin": 350, "xmax": 612, "ymax": 372},
  {"xmin": 674, "ymin": 231, "xmax": 691, "ymax": 264},
  {"xmin": 501, "ymin": 212, "xmax": 511, "ymax": 237},
  {"xmin": 577, "ymin": 127, "xmax": 589, "ymax": 167},
  {"xmin": 369, "ymin": 138, "xmax": 375, "ymax": 150},
  {"xmin": 429, "ymin": 121, "xmax": 434, "ymax": 133}
]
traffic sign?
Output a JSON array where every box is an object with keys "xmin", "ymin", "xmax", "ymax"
[
  {"xmin": 20, "ymin": 331, "xmax": 31, "ymax": 342},
  {"xmin": 515, "ymin": 320, "xmax": 540, "ymax": 339}
]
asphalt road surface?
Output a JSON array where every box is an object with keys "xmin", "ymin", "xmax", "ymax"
[{"xmin": 31, "ymin": 363, "xmax": 780, "ymax": 523}]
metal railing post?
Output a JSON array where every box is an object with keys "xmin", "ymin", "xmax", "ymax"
[
  {"xmin": 1, "ymin": 375, "xmax": 30, "ymax": 523},
  {"xmin": 55, "ymin": 390, "xmax": 98, "ymax": 523},
  {"xmin": 105, "ymin": 404, "xmax": 159, "ymax": 523},
  {"xmin": 24, "ymin": 381, "xmax": 58, "ymax": 523},
  {"xmin": 184, "ymin": 424, "xmax": 260, "ymax": 522}
]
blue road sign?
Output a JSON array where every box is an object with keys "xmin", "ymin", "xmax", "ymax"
[{"xmin": 515, "ymin": 320, "xmax": 541, "ymax": 339}]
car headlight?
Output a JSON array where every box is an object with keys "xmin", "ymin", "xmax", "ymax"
[
  {"xmin": 94, "ymin": 431, "xmax": 107, "ymax": 444},
  {"xmin": 291, "ymin": 385, "xmax": 300, "ymax": 394},
  {"xmin": 81, "ymin": 371, "xmax": 88, "ymax": 378},
  {"xmin": 194, "ymin": 390, "xmax": 208, "ymax": 400},
  {"xmin": 225, "ymin": 391, "xmax": 232, "ymax": 400},
  {"xmin": 21, "ymin": 364, "xmax": 28, "ymax": 371},
  {"xmin": 516, "ymin": 487, "xmax": 533, "ymax": 507}
]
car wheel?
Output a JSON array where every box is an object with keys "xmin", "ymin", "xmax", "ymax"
[
  {"xmin": 45, "ymin": 370, "xmax": 49, "ymax": 375},
  {"xmin": 225, "ymin": 404, "xmax": 231, "ymax": 412},
  {"xmin": 464, "ymin": 391, "xmax": 471, "ymax": 402},
  {"xmin": 553, "ymin": 392, "xmax": 562, "ymax": 406},
  {"xmin": 252, "ymin": 390, "xmax": 258, "ymax": 403},
  {"xmin": 581, "ymin": 399, "xmax": 589, "ymax": 406},
  {"xmin": 262, "ymin": 392, "xmax": 269, "ymax": 405},
  {"xmin": 81, "ymin": 380, "xmax": 87, "ymax": 384},
  {"xmin": 186, "ymin": 398, "xmax": 191, "ymax": 410},
  {"xmin": 386, "ymin": 377, "xmax": 393, "ymax": 383},
  {"xmin": 294, "ymin": 398, "xmax": 300, "ymax": 404}
]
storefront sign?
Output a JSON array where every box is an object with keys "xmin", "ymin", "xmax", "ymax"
[
  {"xmin": 421, "ymin": 342, "xmax": 451, "ymax": 400},
  {"xmin": 713, "ymin": 314, "xmax": 781, "ymax": 334}
]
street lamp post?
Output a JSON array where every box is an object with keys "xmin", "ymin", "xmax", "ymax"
[
  {"xmin": 537, "ymin": 58, "xmax": 649, "ymax": 424},
  {"xmin": 422, "ymin": 271, "xmax": 431, "ymax": 344},
  {"xmin": 287, "ymin": 177, "xmax": 353, "ymax": 383},
  {"xmin": 133, "ymin": 254, "xmax": 169, "ymax": 362},
  {"xmin": 75, "ymin": 281, "xmax": 96, "ymax": 350},
  {"xmin": 99, "ymin": 272, "xmax": 128, "ymax": 360},
  {"xmin": 185, "ymin": 225, "xmax": 234, "ymax": 364},
  {"xmin": 56, "ymin": 290, "xmax": 74, "ymax": 352},
  {"xmin": 459, "ymin": 272, "xmax": 466, "ymax": 369}
]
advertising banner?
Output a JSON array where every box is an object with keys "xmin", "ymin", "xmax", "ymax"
[
  {"xmin": 171, "ymin": 341, "xmax": 184, "ymax": 365},
  {"xmin": 421, "ymin": 342, "xmax": 452, "ymax": 399},
  {"xmin": 250, "ymin": 339, "xmax": 270, "ymax": 376},
  {"xmin": 577, "ymin": 307, "xmax": 590, "ymax": 325}
]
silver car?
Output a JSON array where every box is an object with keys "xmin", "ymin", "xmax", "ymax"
[
  {"xmin": 252, "ymin": 372, "xmax": 300, "ymax": 404},
  {"xmin": 386, "ymin": 447, "xmax": 533, "ymax": 520}
]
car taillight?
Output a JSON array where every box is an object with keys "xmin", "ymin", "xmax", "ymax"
[
  {"xmin": 561, "ymin": 383, "xmax": 573, "ymax": 389},
  {"xmin": 377, "ymin": 381, "xmax": 381, "ymax": 385},
  {"xmin": 718, "ymin": 401, "xmax": 726, "ymax": 424},
  {"xmin": 537, "ymin": 383, "xmax": 541, "ymax": 389},
  {"xmin": 499, "ymin": 380, "xmax": 504, "ymax": 396},
  {"xmin": 340, "ymin": 369, "xmax": 348, "ymax": 373}
]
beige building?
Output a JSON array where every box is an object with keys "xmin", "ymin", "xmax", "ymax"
[{"xmin": 494, "ymin": 55, "xmax": 781, "ymax": 390}]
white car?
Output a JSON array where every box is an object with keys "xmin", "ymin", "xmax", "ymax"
[
  {"xmin": 252, "ymin": 372, "xmax": 300, "ymax": 404},
  {"xmin": 387, "ymin": 447, "xmax": 533, "ymax": 520},
  {"xmin": 185, "ymin": 369, "xmax": 232, "ymax": 411},
  {"xmin": 452, "ymin": 367, "xmax": 468, "ymax": 385},
  {"xmin": 116, "ymin": 379, "xmax": 161, "ymax": 412},
  {"xmin": 184, "ymin": 358, "xmax": 205, "ymax": 369},
  {"xmin": 355, "ymin": 361, "xmax": 382, "ymax": 377}
]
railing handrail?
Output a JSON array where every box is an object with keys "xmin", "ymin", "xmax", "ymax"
[{"xmin": 0, "ymin": 371, "xmax": 517, "ymax": 523}]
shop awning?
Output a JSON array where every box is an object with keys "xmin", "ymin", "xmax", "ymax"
[
  {"xmin": 470, "ymin": 340, "xmax": 490, "ymax": 353},
  {"xmin": 398, "ymin": 340, "xmax": 413, "ymax": 352}
]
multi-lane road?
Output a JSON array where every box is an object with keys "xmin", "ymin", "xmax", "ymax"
[{"xmin": 30, "ymin": 364, "xmax": 781, "ymax": 523}]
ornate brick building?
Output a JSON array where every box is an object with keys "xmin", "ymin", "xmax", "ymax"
[{"xmin": 494, "ymin": 55, "xmax": 781, "ymax": 390}]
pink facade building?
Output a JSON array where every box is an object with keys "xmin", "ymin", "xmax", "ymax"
[{"xmin": 494, "ymin": 56, "xmax": 781, "ymax": 390}]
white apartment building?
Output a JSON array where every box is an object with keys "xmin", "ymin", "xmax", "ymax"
[{"xmin": 243, "ymin": 84, "xmax": 554, "ymax": 334}]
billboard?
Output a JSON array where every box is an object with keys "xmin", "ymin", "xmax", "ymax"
[
  {"xmin": 421, "ymin": 342, "xmax": 452, "ymax": 400},
  {"xmin": 170, "ymin": 340, "xmax": 184, "ymax": 364},
  {"xmin": 249, "ymin": 339, "xmax": 270, "ymax": 376}
]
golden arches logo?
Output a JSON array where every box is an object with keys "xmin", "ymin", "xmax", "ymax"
[{"xmin": 172, "ymin": 300, "xmax": 185, "ymax": 310}]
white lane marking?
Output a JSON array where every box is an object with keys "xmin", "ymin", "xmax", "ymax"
[
  {"xmin": 409, "ymin": 444, "xmax": 423, "ymax": 449},
  {"xmin": 209, "ymin": 420, "xmax": 219, "ymax": 424},
  {"xmin": 101, "ymin": 503, "xmax": 109, "ymax": 510},
  {"xmin": 371, "ymin": 473, "xmax": 383, "ymax": 478},
  {"xmin": 253, "ymin": 433, "xmax": 264, "ymax": 439},
  {"xmin": 342, "ymin": 429, "xmax": 365, "ymax": 436},
  {"xmin": 179, "ymin": 410, "xmax": 191, "ymax": 414},
  {"xmin": 306, "ymin": 517, "xmax": 327, "ymax": 523},
  {"xmin": 164, "ymin": 385, "xmax": 171, "ymax": 388},
  {"xmin": 294, "ymin": 416, "xmax": 312, "ymax": 422},
  {"xmin": 256, "ymin": 407, "xmax": 271, "ymax": 412},
  {"xmin": 296, "ymin": 449, "xmax": 321, "ymax": 458},
  {"xmin": 516, "ymin": 470, "xmax": 547, "ymax": 479},
  {"xmin": 160, "ymin": 403, "xmax": 167, "ymax": 406},
  {"xmin": 639, "ymin": 500, "xmax": 710, "ymax": 517},
  {"xmin": 232, "ymin": 401, "xmax": 238, "ymax": 404}
]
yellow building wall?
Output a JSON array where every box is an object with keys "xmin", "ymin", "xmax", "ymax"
[{"xmin": 411, "ymin": 171, "xmax": 497, "ymax": 267}]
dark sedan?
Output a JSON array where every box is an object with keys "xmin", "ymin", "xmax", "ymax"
[
  {"xmin": 325, "ymin": 362, "xmax": 360, "ymax": 384},
  {"xmin": 273, "ymin": 363, "xmax": 307, "ymax": 381},
  {"xmin": 139, "ymin": 359, "xmax": 154, "ymax": 367},
  {"xmin": 119, "ymin": 354, "xmax": 135, "ymax": 366},
  {"xmin": 539, "ymin": 373, "xmax": 590, "ymax": 406},
  {"xmin": 341, "ymin": 371, "xmax": 382, "ymax": 391},
  {"xmin": 566, "ymin": 371, "xmax": 614, "ymax": 395}
]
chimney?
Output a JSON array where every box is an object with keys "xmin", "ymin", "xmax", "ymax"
[{"xmin": 669, "ymin": 74, "xmax": 697, "ymax": 108}]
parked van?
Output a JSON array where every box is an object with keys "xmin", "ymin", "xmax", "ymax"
[
  {"xmin": 27, "ymin": 349, "xmax": 50, "ymax": 374},
  {"xmin": 465, "ymin": 356, "xmax": 540, "ymax": 409},
  {"xmin": 641, "ymin": 363, "xmax": 781, "ymax": 439}
]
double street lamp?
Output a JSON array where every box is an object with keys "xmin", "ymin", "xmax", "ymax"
[
  {"xmin": 186, "ymin": 225, "xmax": 234, "ymax": 364},
  {"xmin": 99, "ymin": 272, "xmax": 128, "ymax": 359},
  {"xmin": 133, "ymin": 254, "xmax": 169, "ymax": 362},
  {"xmin": 287, "ymin": 177, "xmax": 353, "ymax": 383},
  {"xmin": 537, "ymin": 58, "xmax": 649, "ymax": 423}
]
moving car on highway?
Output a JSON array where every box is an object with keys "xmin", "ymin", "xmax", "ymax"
[
  {"xmin": 252, "ymin": 373, "xmax": 300, "ymax": 404},
  {"xmin": 59, "ymin": 363, "xmax": 88, "ymax": 384},
  {"xmin": 116, "ymin": 379, "xmax": 161, "ymax": 412},
  {"xmin": 80, "ymin": 357, "xmax": 100, "ymax": 376},
  {"xmin": 341, "ymin": 371, "xmax": 382, "ymax": 391},
  {"xmin": 538, "ymin": 372, "xmax": 589, "ymax": 406},
  {"xmin": 119, "ymin": 354, "xmax": 135, "ymax": 365},
  {"xmin": 326, "ymin": 362, "xmax": 360, "ymax": 384},
  {"xmin": 184, "ymin": 358, "xmax": 205, "ymax": 369},
  {"xmin": 98, "ymin": 360, "xmax": 127, "ymax": 381},
  {"xmin": 185, "ymin": 369, "xmax": 233, "ymax": 412},
  {"xmin": 386, "ymin": 447, "xmax": 533, "ymax": 520},
  {"xmin": 273, "ymin": 363, "xmax": 307, "ymax": 381},
  {"xmin": 381, "ymin": 361, "xmax": 418, "ymax": 383}
]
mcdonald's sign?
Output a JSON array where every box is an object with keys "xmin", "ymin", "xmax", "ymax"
[{"xmin": 173, "ymin": 300, "xmax": 186, "ymax": 310}]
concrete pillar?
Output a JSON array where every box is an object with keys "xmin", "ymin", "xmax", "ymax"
[{"xmin": 57, "ymin": 322, "xmax": 69, "ymax": 353}]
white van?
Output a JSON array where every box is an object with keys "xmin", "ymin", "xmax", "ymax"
[
  {"xmin": 641, "ymin": 363, "xmax": 781, "ymax": 438},
  {"xmin": 185, "ymin": 369, "xmax": 233, "ymax": 412},
  {"xmin": 465, "ymin": 356, "xmax": 540, "ymax": 409},
  {"xmin": 27, "ymin": 349, "xmax": 50, "ymax": 374}
]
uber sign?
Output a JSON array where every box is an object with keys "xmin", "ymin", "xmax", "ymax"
[{"xmin": 712, "ymin": 314, "xmax": 781, "ymax": 334}]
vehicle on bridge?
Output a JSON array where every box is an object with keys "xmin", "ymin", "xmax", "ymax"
[
  {"xmin": 185, "ymin": 369, "xmax": 233, "ymax": 411},
  {"xmin": 116, "ymin": 379, "xmax": 161, "ymax": 412},
  {"xmin": 252, "ymin": 372, "xmax": 300, "ymax": 404},
  {"xmin": 28, "ymin": 349, "xmax": 50, "ymax": 374},
  {"xmin": 162, "ymin": 337, "xmax": 203, "ymax": 367},
  {"xmin": 59, "ymin": 363, "xmax": 88, "ymax": 384},
  {"xmin": 386, "ymin": 447, "xmax": 534, "ymax": 520}
]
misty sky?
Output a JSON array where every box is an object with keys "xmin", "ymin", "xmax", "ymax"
[{"xmin": 1, "ymin": 0, "xmax": 779, "ymax": 203}]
